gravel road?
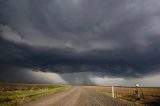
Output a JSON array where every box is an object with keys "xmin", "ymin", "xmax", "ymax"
[{"xmin": 21, "ymin": 87, "xmax": 131, "ymax": 106}]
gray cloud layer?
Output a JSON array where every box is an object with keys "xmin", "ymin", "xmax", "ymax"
[{"xmin": 1, "ymin": 0, "xmax": 160, "ymax": 84}]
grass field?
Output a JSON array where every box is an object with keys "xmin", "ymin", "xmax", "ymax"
[
  {"xmin": 1, "ymin": 83, "xmax": 160, "ymax": 106},
  {"xmin": 84, "ymin": 86, "xmax": 160, "ymax": 106},
  {"xmin": 0, "ymin": 83, "xmax": 69, "ymax": 106}
]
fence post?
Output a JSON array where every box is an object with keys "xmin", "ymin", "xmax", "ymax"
[{"xmin": 112, "ymin": 86, "xmax": 115, "ymax": 98}]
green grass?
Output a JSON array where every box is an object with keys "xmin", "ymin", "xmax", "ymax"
[{"xmin": 0, "ymin": 85, "xmax": 69, "ymax": 106}]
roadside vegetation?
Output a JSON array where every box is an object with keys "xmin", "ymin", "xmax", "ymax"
[
  {"xmin": 84, "ymin": 86, "xmax": 160, "ymax": 106},
  {"xmin": 0, "ymin": 83, "xmax": 70, "ymax": 106}
]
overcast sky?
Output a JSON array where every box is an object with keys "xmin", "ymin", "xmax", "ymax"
[{"xmin": 0, "ymin": 0, "xmax": 160, "ymax": 86}]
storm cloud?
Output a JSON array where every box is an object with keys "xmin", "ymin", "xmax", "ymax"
[{"xmin": 0, "ymin": 0, "xmax": 160, "ymax": 86}]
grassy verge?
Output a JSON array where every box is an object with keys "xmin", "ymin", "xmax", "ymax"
[
  {"xmin": 0, "ymin": 85, "xmax": 69, "ymax": 106},
  {"xmin": 84, "ymin": 86, "xmax": 160, "ymax": 106}
]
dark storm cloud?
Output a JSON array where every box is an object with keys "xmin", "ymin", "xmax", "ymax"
[{"xmin": 1, "ymin": 0, "xmax": 160, "ymax": 83}]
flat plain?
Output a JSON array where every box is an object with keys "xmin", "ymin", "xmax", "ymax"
[
  {"xmin": 84, "ymin": 86, "xmax": 160, "ymax": 106},
  {"xmin": 0, "ymin": 83, "xmax": 160, "ymax": 106},
  {"xmin": 0, "ymin": 83, "xmax": 69, "ymax": 106}
]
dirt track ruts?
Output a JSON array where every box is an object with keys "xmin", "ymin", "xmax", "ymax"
[{"xmin": 21, "ymin": 86, "xmax": 131, "ymax": 106}]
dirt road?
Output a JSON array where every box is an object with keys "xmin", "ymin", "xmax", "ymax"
[{"xmin": 22, "ymin": 87, "xmax": 131, "ymax": 106}]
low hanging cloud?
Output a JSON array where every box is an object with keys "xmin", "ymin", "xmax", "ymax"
[{"xmin": 1, "ymin": 0, "xmax": 160, "ymax": 85}]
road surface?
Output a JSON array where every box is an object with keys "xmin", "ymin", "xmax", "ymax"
[{"xmin": 22, "ymin": 87, "xmax": 131, "ymax": 106}]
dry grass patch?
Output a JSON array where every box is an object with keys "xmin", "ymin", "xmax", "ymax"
[{"xmin": 83, "ymin": 86, "xmax": 160, "ymax": 106}]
